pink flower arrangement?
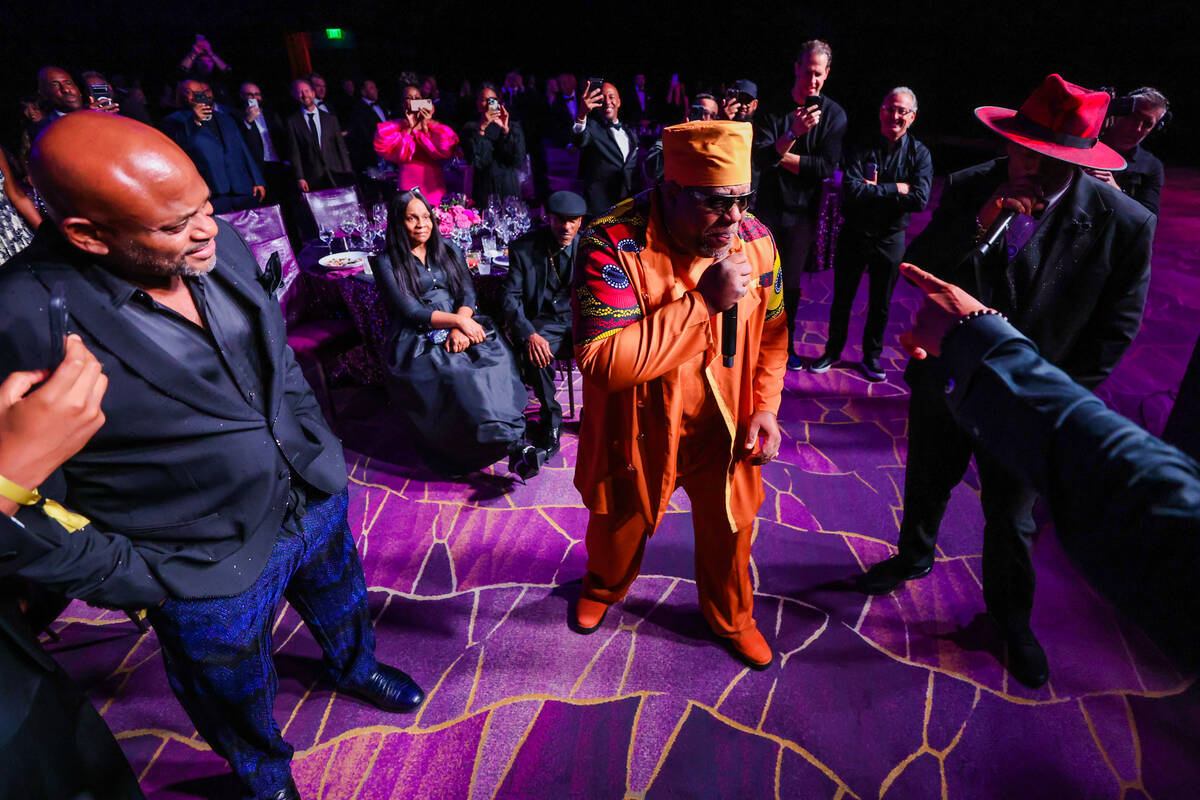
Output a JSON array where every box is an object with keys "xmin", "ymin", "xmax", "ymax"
[{"xmin": 434, "ymin": 197, "xmax": 482, "ymax": 238}]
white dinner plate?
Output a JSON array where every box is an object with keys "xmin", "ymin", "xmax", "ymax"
[{"xmin": 318, "ymin": 251, "xmax": 369, "ymax": 270}]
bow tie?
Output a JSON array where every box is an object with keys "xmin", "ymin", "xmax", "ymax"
[{"xmin": 604, "ymin": 120, "xmax": 624, "ymax": 131}]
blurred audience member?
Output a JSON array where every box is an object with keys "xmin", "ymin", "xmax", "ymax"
[
  {"xmin": 347, "ymin": 78, "xmax": 391, "ymax": 175},
  {"xmin": 1088, "ymin": 87, "xmax": 1170, "ymax": 215},
  {"xmin": 238, "ymin": 81, "xmax": 290, "ymax": 203},
  {"xmin": 375, "ymin": 85, "xmax": 460, "ymax": 204},
  {"xmin": 572, "ymin": 81, "xmax": 638, "ymax": 215},
  {"xmin": 661, "ymin": 72, "xmax": 688, "ymax": 124},
  {"xmin": 162, "ymin": 80, "xmax": 265, "ymax": 213},
  {"xmin": 722, "ymin": 79, "xmax": 759, "ymax": 123},
  {"xmin": 626, "ymin": 72, "xmax": 654, "ymax": 127},
  {"xmin": 307, "ymin": 72, "xmax": 333, "ymax": 115},
  {"xmin": 31, "ymin": 66, "xmax": 84, "ymax": 137},
  {"xmin": 79, "ymin": 71, "xmax": 122, "ymax": 116},
  {"xmin": 461, "ymin": 84, "xmax": 527, "ymax": 208},
  {"xmin": 285, "ymin": 79, "xmax": 354, "ymax": 192},
  {"xmin": 0, "ymin": 148, "xmax": 39, "ymax": 262},
  {"xmin": 549, "ymin": 73, "xmax": 579, "ymax": 144}
]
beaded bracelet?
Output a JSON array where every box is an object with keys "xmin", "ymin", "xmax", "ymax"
[{"xmin": 942, "ymin": 308, "xmax": 1007, "ymax": 348}]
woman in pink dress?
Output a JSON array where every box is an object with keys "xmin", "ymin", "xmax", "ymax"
[{"xmin": 375, "ymin": 85, "xmax": 460, "ymax": 205}]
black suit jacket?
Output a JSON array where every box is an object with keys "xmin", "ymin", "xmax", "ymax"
[
  {"xmin": 347, "ymin": 97, "xmax": 391, "ymax": 173},
  {"xmin": 162, "ymin": 109, "xmax": 264, "ymax": 197},
  {"xmin": 502, "ymin": 228, "xmax": 575, "ymax": 341},
  {"xmin": 239, "ymin": 107, "xmax": 288, "ymax": 167},
  {"xmin": 905, "ymin": 158, "xmax": 1156, "ymax": 390},
  {"xmin": 284, "ymin": 108, "xmax": 353, "ymax": 187},
  {"xmin": 570, "ymin": 118, "xmax": 639, "ymax": 216},
  {"xmin": 0, "ymin": 221, "xmax": 349, "ymax": 603}
]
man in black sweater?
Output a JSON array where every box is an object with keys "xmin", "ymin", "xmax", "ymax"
[{"xmin": 752, "ymin": 40, "xmax": 847, "ymax": 370}]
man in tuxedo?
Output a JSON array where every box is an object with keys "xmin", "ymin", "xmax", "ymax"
[
  {"xmin": 285, "ymin": 79, "xmax": 354, "ymax": 193},
  {"xmin": 347, "ymin": 78, "xmax": 390, "ymax": 175},
  {"xmin": 626, "ymin": 73, "xmax": 653, "ymax": 127},
  {"xmin": 856, "ymin": 75, "xmax": 1156, "ymax": 689},
  {"xmin": 238, "ymin": 81, "xmax": 291, "ymax": 203},
  {"xmin": 163, "ymin": 80, "xmax": 265, "ymax": 213},
  {"xmin": 2, "ymin": 112, "xmax": 425, "ymax": 800},
  {"xmin": 306, "ymin": 72, "xmax": 333, "ymax": 116},
  {"xmin": 501, "ymin": 190, "xmax": 586, "ymax": 455},
  {"xmin": 753, "ymin": 40, "xmax": 848, "ymax": 370},
  {"xmin": 571, "ymin": 82, "xmax": 639, "ymax": 216}
]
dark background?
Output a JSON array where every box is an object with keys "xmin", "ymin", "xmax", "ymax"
[{"xmin": 2, "ymin": 0, "xmax": 1194, "ymax": 171}]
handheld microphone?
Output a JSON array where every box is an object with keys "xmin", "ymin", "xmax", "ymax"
[
  {"xmin": 722, "ymin": 304, "xmax": 737, "ymax": 367},
  {"xmin": 971, "ymin": 208, "xmax": 1019, "ymax": 260}
]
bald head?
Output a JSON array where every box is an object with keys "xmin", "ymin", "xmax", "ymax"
[
  {"xmin": 32, "ymin": 112, "xmax": 196, "ymax": 222},
  {"xmin": 30, "ymin": 112, "xmax": 218, "ymax": 279}
]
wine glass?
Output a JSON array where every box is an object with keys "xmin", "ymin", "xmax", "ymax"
[{"xmin": 318, "ymin": 226, "xmax": 335, "ymax": 254}]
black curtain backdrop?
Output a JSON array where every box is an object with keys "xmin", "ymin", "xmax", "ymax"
[{"xmin": 2, "ymin": 0, "xmax": 1194, "ymax": 170}]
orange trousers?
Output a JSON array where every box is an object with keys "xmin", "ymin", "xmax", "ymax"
[{"xmin": 581, "ymin": 435, "xmax": 756, "ymax": 638}]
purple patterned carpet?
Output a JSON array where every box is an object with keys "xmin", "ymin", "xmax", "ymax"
[{"xmin": 47, "ymin": 170, "xmax": 1200, "ymax": 799}]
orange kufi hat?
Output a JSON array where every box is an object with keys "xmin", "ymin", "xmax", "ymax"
[{"xmin": 662, "ymin": 120, "xmax": 753, "ymax": 187}]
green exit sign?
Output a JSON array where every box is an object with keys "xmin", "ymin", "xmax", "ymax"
[{"xmin": 325, "ymin": 28, "xmax": 344, "ymax": 40}]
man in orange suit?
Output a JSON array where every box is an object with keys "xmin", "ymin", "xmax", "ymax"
[{"xmin": 570, "ymin": 120, "xmax": 788, "ymax": 669}]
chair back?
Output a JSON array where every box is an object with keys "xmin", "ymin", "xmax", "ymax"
[
  {"xmin": 303, "ymin": 186, "xmax": 364, "ymax": 234},
  {"xmin": 216, "ymin": 205, "xmax": 300, "ymax": 298},
  {"xmin": 546, "ymin": 175, "xmax": 583, "ymax": 195},
  {"xmin": 544, "ymin": 146, "xmax": 579, "ymax": 178},
  {"xmin": 518, "ymin": 154, "xmax": 535, "ymax": 200}
]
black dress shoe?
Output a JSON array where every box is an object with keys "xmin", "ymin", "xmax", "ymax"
[
  {"xmin": 338, "ymin": 664, "xmax": 425, "ymax": 713},
  {"xmin": 264, "ymin": 778, "xmax": 302, "ymax": 800},
  {"xmin": 1001, "ymin": 626, "xmax": 1050, "ymax": 689},
  {"xmin": 508, "ymin": 443, "xmax": 541, "ymax": 479},
  {"xmin": 856, "ymin": 554, "xmax": 934, "ymax": 595},
  {"xmin": 536, "ymin": 425, "xmax": 561, "ymax": 459}
]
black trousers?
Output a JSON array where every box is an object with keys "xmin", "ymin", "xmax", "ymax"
[
  {"xmin": 519, "ymin": 315, "xmax": 572, "ymax": 430},
  {"xmin": 897, "ymin": 383, "xmax": 1039, "ymax": 632},
  {"xmin": 825, "ymin": 233, "xmax": 903, "ymax": 362}
]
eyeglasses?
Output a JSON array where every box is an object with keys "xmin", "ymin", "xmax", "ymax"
[
  {"xmin": 688, "ymin": 189, "xmax": 755, "ymax": 214},
  {"xmin": 881, "ymin": 105, "xmax": 915, "ymax": 116}
]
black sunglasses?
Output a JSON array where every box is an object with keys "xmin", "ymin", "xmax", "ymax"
[{"xmin": 688, "ymin": 189, "xmax": 755, "ymax": 214}]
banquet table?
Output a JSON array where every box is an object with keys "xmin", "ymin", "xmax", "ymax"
[{"xmin": 295, "ymin": 242, "xmax": 509, "ymax": 386}]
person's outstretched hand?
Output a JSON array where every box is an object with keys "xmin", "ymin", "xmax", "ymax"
[{"xmin": 898, "ymin": 262, "xmax": 988, "ymax": 360}]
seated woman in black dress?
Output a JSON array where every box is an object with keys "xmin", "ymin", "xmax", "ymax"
[{"xmin": 375, "ymin": 188, "xmax": 540, "ymax": 477}]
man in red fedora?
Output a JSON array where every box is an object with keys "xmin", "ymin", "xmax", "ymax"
[{"xmin": 856, "ymin": 74, "xmax": 1156, "ymax": 688}]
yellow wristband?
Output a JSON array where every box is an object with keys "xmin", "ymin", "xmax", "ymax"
[
  {"xmin": 0, "ymin": 474, "xmax": 40, "ymax": 506},
  {"xmin": 0, "ymin": 473, "xmax": 90, "ymax": 533}
]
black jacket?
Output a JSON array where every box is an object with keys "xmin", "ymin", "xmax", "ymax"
[
  {"xmin": 905, "ymin": 158, "xmax": 1156, "ymax": 390},
  {"xmin": 570, "ymin": 117, "xmax": 639, "ymax": 216},
  {"xmin": 1114, "ymin": 145, "xmax": 1164, "ymax": 216},
  {"xmin": 347, "ymin": 97, "xmax": 391, "ymax": 173},
  {"xmin": 162, "ymin": 109, "xmax": 264, "ymax": 197},
  {"xmin": 0, "ymin": 221, "xmax": 348, "ymax": 603},
  {"xmin": 840, "ymin": 133, "xmax": 933, "ymax": 241},
  {"xmin": 501, "ymin": 227, "xmax": 575, "ymax": 341},
  {"xmin": 284, "ymin": 107, "xmax": 353, "ymax": 187},
  {"xmin": 239, "ymin": 107, "xmax": 288, "ymax": 167},
  {"xmin": 460, "ymin": 120, "xmax": 527, "ymax": 208},
  {"xmin": 753, "ymin": 97, "xmax": 847, "ymax": 228}
]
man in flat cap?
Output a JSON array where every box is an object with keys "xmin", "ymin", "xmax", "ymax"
[
  {"xmin": 502, "ymin": 190, "xmax": 587, "ymax": 456},
  {"xmin": 858, "ymin": 75, "xmax": 1155, "ymax": 689},
  {"xmin": 570, "ymin": 120, "xmax": 788, "ymax": 669}
]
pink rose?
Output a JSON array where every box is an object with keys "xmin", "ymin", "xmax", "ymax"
[
  {"xmin": 452, "ymin": 206, "xmax": 471, "ymax": 229},
  {"xmin": 437, "ymin": 215, "xmax": 455, "ymax": 237},
  {"xmin": 465, "ymin": 208, "xmax": 482, "ymax": 226}
]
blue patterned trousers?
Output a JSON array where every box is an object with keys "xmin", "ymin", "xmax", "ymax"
[{"xmin": 146, "ymin": 489, "xmax": 376, "ymax": 799}]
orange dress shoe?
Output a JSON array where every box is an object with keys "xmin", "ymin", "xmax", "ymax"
[
  {"xmin": 572, "ymin": 596, "xmax": 611, "ymax": 634},
  {"xmin": 723, "ymin": 626, "xmax": 773, "ymax": 670}
]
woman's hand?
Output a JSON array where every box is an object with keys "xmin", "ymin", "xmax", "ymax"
[
  {"xmin": 446, "ymin": 329, "xmax": 471, "ymax": 353},
  {"xmin": 456, "ymin": 314, "xmax": 486, "ymax": 344}
]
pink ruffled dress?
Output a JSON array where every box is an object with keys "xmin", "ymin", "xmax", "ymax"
[{"xmin": 374, "ymin": 119, "xmax": 460, "ymax": 205}]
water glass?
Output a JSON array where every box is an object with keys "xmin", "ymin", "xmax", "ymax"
[{"xmin": 318, "ymin": 227, "xmax": 335, "ymax": 253}]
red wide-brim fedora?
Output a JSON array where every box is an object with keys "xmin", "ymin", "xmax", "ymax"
[{"xmin": 975, "ymin": 73, "xmax": 1126, "ymax": 171}]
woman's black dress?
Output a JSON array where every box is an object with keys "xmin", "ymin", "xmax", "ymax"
[{"xmin": 374, "ymin": 245, "xmax": 527, "ymax": 474}]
